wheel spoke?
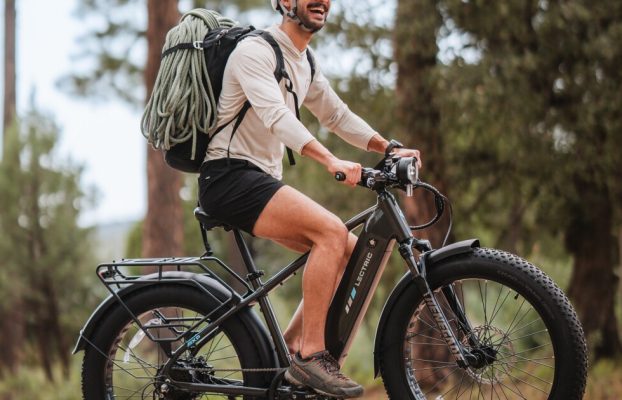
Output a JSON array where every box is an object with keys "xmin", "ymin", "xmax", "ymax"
[
  {"xmin": 402, "ymin": 275, "xmax": 559, "ymax": 400},
  {"xmin": 91, "ymin": 302, "xmax": 247, "ymax": 399}
]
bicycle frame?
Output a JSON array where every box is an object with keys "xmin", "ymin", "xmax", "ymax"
[{"xmin": 91, "ymin": 189, "xmax": 472, "ymax": 398}]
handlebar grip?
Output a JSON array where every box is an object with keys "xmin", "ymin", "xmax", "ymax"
[{"xmin": 335, "ymin": 172, "xmax": 346, "ymax": 181}]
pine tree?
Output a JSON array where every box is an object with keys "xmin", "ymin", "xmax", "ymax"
[
  {"xmin": 0, "ymin": 105, "xmax": 97, "ymax": 380},
  {"xmin": 0, "ymin": 0, "xmax": 22, "ymax": 380}
]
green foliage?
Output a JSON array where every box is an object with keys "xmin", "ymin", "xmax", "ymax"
[
  {"xmin": 59, "ymin": 0, "xmax": 146, "ymax": 106},
  {"xmin": 438, "ymin": 0, "xmax": 622, "ymax": 244},
  {"xmin": 61, "ymin": 0, "xmax": 277, "ymax": 107},
  {"xmin": 0, "ymin": 104, "xmax": 98, "ymax": 374},
  {"xmin": 0, "ymin": 357, "xmax": 84, "ymax": 399},
  {"xmin": 435, "ymin": 0, "xmax": 622, "ymax": 355}
]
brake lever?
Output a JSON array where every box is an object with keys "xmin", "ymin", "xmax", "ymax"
[
  {"xmin": 335, "ymin": 168, "xmax": 390, "ymax": 189},
  {"xmin": 335, "ymin": 171, "xmax": 375, "ymax": 188}
]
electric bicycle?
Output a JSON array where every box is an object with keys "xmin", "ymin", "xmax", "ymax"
[{"xmin": 75, "ymin": 155, "xmax": 587, "ymax": 399}]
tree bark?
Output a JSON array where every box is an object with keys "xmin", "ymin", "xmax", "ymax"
[
  {"xmin": 394, "ymin": 0, "xmax": 449, "ymax": 249},
  {"xmin": 142, "ymin": 0, "xmax": 184, "ymax": 258},
  {"xmin": 566, "ymin": 175, "xmax": 622, "ymax": 359},
  {"xmin": 0, "ymin": 0, "xmax": 20, "ymax": 377},
  {"xmin": 3, "ymin": 0, "xmax": 16, "ymax": 154}
]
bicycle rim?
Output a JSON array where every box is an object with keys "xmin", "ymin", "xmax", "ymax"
[
  {"xmin": 105, "ymin": 305, "xmax": 244, "ymax": 400},
  {"xmin": 403, "ymin": 278, "xmax": 557, "ymax": 399}
]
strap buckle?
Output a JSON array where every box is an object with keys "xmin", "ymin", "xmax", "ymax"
[
  {"xmin": 193, "ymin": 40, "xmax": 204, "ymax": 50},
  {"xmin": 247, "ymin": 270, "xmax": 265, "ymax": 282},
  {"xmin": 385, "ymin": 139, "xmax": 404, "ymax": 157}
]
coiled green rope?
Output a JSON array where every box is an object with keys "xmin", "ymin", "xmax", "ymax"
[{"xmin": 141, "ymin": 9, "xmax": 236, "ymax": 160}]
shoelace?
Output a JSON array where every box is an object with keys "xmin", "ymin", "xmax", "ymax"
[{"xmin": 314, "ymin": 352, "xmax": 349, "ymax": 381}]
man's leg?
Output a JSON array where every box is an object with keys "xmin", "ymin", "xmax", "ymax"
[
  {"xmin": 254, "ymin": 186, "xmax": 365, "ymax": 397},
  {"xmin": 253, "ymin": 185, "xmax": 348, "ymax": 358},
  {"xmin": 277, "ymin": 234, "xmax": 358, "ymax": 354}
]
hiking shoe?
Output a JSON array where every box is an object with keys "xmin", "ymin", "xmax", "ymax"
[{"xmin": 285, "ymin": 351, "xmax": 364, "ymax": 398}]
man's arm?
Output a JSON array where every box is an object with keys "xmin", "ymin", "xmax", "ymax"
[
  {"xmin": 367, "ymin": 134, "xmax": 390, "ymax": 154},
  {"xmin": 301, "ymin": 139, "xmax": 362, "ymax": 187},
  {"xmin": 304, "ymin": 68, "xmax": 378, "ymax": 151},
  {"xmin": 365, "ymin": 134, "xmax": 422, "ymax": 168},
  {"xmin": 304, "ymin": 64, "xmax": 422, "ymax": 167}
]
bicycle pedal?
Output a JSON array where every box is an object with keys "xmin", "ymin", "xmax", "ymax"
[{"xmin": 287, "ymin": 388, "xmax": 330, "ymax": 399}]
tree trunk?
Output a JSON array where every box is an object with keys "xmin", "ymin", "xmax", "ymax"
[
  {"xmin": 394, "ymin": 0, "xmax": 449, "ymax": 249},
  {"xmin": 394, "ymin": 0, "xmax": 450, "ymax": 385},
  {"xmin": 142, "ymin": 0, "xmax": 184, "ymax": 258},
  {"xmin": 3, "ymin": 0, "xmax": 16, "ymax": 154},
  {"xmin": 0, "ymin": 300, "xmax": 22, "ymax": 378},
  {"xmin": 0, "ymin": 1, "xmax": 21, "ymax": 374},
  {"xmin": 566, "ymin": 176, "xmax": 622, "ymax": 359},
  {"xmin": 44, "ymin": 274, "xmax": 71, "ymax": 379}
]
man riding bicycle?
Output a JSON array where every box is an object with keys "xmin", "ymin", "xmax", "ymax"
[{"xmin": 198, "ymin": 0, "xmax": 421, "ymax": 397}]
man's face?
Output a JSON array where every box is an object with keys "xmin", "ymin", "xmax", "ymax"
[{"xmin": 295, "ymin": 0, "xmax": 331, "ymax": 32}]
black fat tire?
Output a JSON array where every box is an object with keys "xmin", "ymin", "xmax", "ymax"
[
  {"xmin": 81, "ymin": 284, "xmax": 272, "ymax": 400},
  {"xmin": 378, "ymin": 248, "xmax": 587, "ymax": 400}
]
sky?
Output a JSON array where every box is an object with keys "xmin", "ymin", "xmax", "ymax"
[{"xmin": 1, "ymin": 0, "xmax": 146, "ymax": 226}]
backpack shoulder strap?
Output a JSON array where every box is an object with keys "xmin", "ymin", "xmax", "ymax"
[
  {"xmin": 306, "ymin": 48, "xmax": 316, "ymax": 82},
  {"xmin": 253, "ymin": 30, "xmax": 297, "ymax": 166},
  {"xmin": 255, "ymin": 30, "xmax": 315, "ymax": 83},
  {"xmin": 248, "ymin": 30, "xmax": 287, "ymax": 83}
]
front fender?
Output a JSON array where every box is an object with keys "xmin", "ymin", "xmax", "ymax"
[
  {"xmin": 373, "ymin": 239, "xmax": 479, "ymax": 377},
  {"xmin": 73, "ymin": 271, "xmax": 236, "ymax": 354}
]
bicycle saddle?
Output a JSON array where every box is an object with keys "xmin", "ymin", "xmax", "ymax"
[{"xmin": 193, "ymin": 207, "xmax": 231, "ymax": 231}]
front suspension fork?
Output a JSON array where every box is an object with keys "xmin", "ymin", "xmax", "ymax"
[{"xmin": 399, "ymin": 240, "xmax": 479, "ymax": 368}]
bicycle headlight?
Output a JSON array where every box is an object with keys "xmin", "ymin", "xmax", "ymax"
[{"xmin": 396, "ymin": 157, "xmax": 419, "ymax": 185}]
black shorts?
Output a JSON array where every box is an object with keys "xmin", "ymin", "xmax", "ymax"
[{"xmin": 198, "ymin": 158, "xmax": 284, "ymax": 234}]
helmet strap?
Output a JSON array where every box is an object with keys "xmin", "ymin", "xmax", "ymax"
[{"xmin": 278, "ymin": 0, "xmax": 319, "ymax": 33}]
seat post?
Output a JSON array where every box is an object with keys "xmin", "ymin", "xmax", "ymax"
[
  {"xmin": 232, "ymin": 229, "xmax": 263, "ymax": 289},
  {"xmin": 199, "ymin": 222, "xmax": 213, "ymax": 256},
  {"xmin": 232, "ymin": 229, "xmax": 291, "ymax": 366}
]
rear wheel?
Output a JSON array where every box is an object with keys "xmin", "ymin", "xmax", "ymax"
[
  {"xmin": 379, "ymin": 248, "xmax": 587, "ymax": 400},
  {"xmin": 81, "ymin": 284, "xmax": 273, "ymax": 399}
]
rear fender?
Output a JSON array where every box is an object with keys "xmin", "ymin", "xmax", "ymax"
[
  {"xmin": 73, "ymin": 271, "xmax": 278, "ymax": 367},
  {"xmin": 73, "ymin": 271, "xmax": 236, "ymax": 354},
  {"xmin": 73, "ymin": 272, "xmax": 278, "ymax": 368}
]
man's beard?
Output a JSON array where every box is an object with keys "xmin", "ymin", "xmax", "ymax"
[{"xmin": 297, "ymin": 4, "xmax": 327, "ymax": 33}]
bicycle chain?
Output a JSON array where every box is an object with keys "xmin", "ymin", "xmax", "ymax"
[{"xmin": 172, "ymin": 366, "xmax": 283, "ymax": 373}]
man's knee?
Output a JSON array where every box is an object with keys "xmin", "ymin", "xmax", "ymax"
[{"xmin": 315, "ymin": 217, "xmax": 348, "ymax": 248}]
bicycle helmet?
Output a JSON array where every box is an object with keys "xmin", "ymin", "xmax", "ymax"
[
  {"xmin": 271, "ymin": 0, "xmax": 296, "ymax": 18},
  {"xmin": 271, "ymin": 0, "xmax": 284, "ymax": 14}
]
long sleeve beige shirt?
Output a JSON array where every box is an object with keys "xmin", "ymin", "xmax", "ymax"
[{"xmin": 205, "ymin": 24, "xmax": 378, "ymax": 179}]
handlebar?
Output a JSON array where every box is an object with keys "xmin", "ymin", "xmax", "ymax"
[
  {"xmin": 334, "ymin": 172, "xmax": 346, "ymax": 182},
  {"xmin": 334, "ymin": 156, "xmax": 419, "ymax": 191},
  {"xmin": 334, "ymin": 156, "xmax": 450, "ymax": 236}
]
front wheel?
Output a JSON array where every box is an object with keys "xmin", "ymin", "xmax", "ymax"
[{"xmin": 379, "ymin": 248, "xmax": 587, "ymax": 400}]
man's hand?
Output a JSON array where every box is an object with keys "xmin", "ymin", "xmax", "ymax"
[
  {"xmin": 367, "ymin": 134, "xmax": 423, "ymax": 169},
  {"xmin": 327, "ymin": 159, "xmax": 362, "ymax": 187},
  {"xmin": 300, "ymin": 139, "xmax": 362, "ymax": 187},
  {"xmin": 392, "ymin": 148, "xmax": 422, "ymax": 169}
]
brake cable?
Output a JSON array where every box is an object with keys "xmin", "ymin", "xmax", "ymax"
[{"xmin": 408, "ymin": 182, "xmax": 454, "ymax": 247}]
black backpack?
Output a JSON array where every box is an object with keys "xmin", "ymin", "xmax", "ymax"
[{"xmin": 161, "ymin": 26, "xmax": 316, "ymax": 173}]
